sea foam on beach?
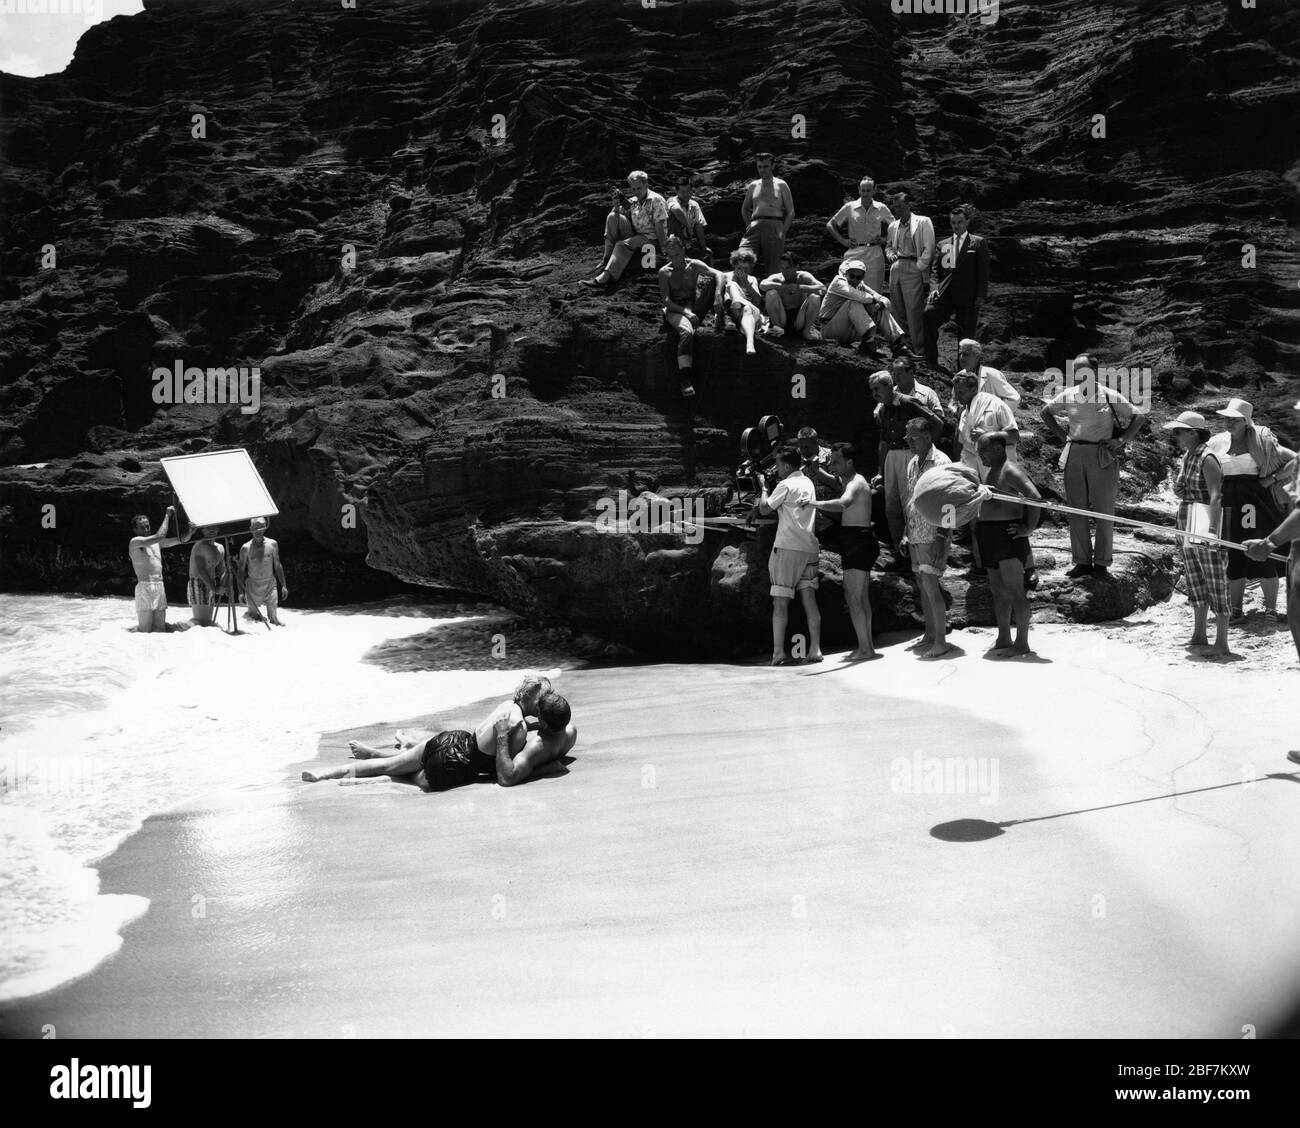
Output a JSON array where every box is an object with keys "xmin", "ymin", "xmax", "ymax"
[{"xmin": 0, "ymin": 594, "xmax": 549, "ymax": 1005}]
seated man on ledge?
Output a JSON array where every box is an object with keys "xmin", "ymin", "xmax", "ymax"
[{"xmin": 303, "ymin": 676, "xmax": 576, "ymax": 790}]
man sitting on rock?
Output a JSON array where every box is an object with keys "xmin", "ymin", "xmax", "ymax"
[
  {"xmin": 581, "ymin": 170, "xmax": 669, "ymax": 291},
  {"xmin": 816, "ymin": 260, "xmax": 911, "ymax": 361},
  {"xmin": 666, "ymin": 173, "xmax": 709, "ymax": 258},
  {"xmin": 660, "ymin": 234, "xmax": 719, "ymax": 397},
  {"xmin": 758, "ymin": 251, "xmax": 824, "ymax": 341}
]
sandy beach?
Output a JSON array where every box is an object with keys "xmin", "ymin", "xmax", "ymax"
[{"xmin": 3, "ymin": 596, "xmax": 1297, "ymax": 1038}]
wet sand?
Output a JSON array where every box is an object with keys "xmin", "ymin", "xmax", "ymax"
[{"xmin": 3, "ymin": 623, "xmax": 1298, "ymax": 1038}]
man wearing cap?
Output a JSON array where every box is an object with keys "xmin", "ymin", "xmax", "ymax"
[
  {"xmin": 826, "ymin": 177, "xmax": 894, "ymax": 294},
  {"xmin": 1164, "ymin": 411, "xmax": 1231, "ymax": 658},
  {"xmin": 817, "ymin": 260, "xmax": 911, "ymax": 359},
  {"xmin": 1039, "ymin": 354, "xmax": 1143, "ymax": 578},
  {"xmin": 759, "ymin": 251, "xmax": 825, "ymax": 341},
  {"xmin": 885, "ymin": 191, "xmax": 935, "ymax": 355},
  {"xmin": 1244, "ymin": 400, "xmax": 1300, "ymax": 731},
  {"xmin": 581, "ymin": 170, "xmax": 670, "ymax": 290},
  {"xmin": 954, "ymin": 340, "xmax": 1020, "ymax": 408},
  {"xmin": 924, "ymin": 204, "xmax": 989, "ymax": 366}
]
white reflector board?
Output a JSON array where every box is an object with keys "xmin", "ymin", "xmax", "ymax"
[{"xmin": 160, "ymin": 449, "xmax": 278, "ymax": 528}]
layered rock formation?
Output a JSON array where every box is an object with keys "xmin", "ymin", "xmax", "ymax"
[{"xmin": 1, "ymin": 0, "xmax": 1296, "ymax": 652}]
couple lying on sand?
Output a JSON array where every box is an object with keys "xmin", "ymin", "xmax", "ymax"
[{"xmin": 302, "ymin": 673, "xmax": 576, "ymax": 790}]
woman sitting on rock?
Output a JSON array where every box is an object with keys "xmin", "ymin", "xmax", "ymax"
[{"xmin": 722, "ymin": 247, "xmax": 770, "ymax": 356}]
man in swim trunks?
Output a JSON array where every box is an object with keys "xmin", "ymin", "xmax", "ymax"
[
  {"xmin": 659, "ymin": 234, "xmax": 720, "ymax": 397},
  {"xmin": 758, "ymin": 251, "xmax": 825, "ymax": 341},
  {"xmin": 302, "ymin": 686, "xmax": 577, "ymax": 789},
  {"xmin": 128, "ymin": 507, "xmax": 193, "ymax": 633},
  {"xmin": 187, "ymin": 526, "xmax": 226, "ymax": 626},
  {"xmin": 236, "ymin": 516, "xmax": 288, "ymax": 626},
  {"xmin": 802, "ymin": 442, "xmax": 878, "ymax": 660},
  {"xmin": 974, "ymin": 432, "xmax": 1041, "ymax": 657},
  {"xmin": 902, "ymin": 417, "xmax": 954, "ymax": 658},
  {"xmin": 738, "ymin": 152, "xmax": 794, "ymax": 279}
]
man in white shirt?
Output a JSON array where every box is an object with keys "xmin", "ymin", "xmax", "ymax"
[
  {"xmin": 817, "ymin": 259, "xmax": 910, "ymax": 358},
  {"xmin": 581, "ymin": 170, "xmax": 669, "ymax": 289},
  {"xmin": 825, "ymin": 176, "xmax": 894, "ymax": 293},
  {"xmin": 952, "ymin": 370, "xmax": 1018, "ymax": 474},
  {"xmin": 1039, "ymin": 354, "xmax": 1143, "ymax": 577},
  {"xmin": 757, "ymin": 447, "xmax": 823, "ymax": 666},
  {"xmin": 886, "ymin": 191, "xmax": 935, "ymax": 354},
  {"xmin": 956, "ymin": 339, "xmax": 1020, "ymax": 407}
]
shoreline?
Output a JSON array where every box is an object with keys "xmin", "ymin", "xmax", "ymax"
[{"xmin": 2, "ymin": 617, "xmax": 1298, "ymax": 1037}]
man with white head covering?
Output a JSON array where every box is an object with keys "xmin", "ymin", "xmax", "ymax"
[{"xmin": 816, "ymin": 259, "xmax": 911, "ymax": 359}]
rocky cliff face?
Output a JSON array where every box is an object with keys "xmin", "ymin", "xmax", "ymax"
[{"xmin": 1, "ymin": 0, "xmax": 1296, "ymax": 652}]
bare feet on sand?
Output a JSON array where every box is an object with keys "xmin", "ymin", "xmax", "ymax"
[
  {"xmin": 349, "ymin": 740, "xmax": 385, "ymax": 759},
  {"xmin": 301, "ymin": 769, "xmax": 324, "ymax": 782},
  {"xmin": 920, "ymin": 643, "xmax": 955, "ymax": 659},
  {"xmin": 843, "ymin": 649, "xmax": 880, "ymax": 661}
]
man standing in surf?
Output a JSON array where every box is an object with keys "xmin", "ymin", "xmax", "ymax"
[
  {"xmin": 236, "ymin": 517, "xmax": 288, "ymax": 626},
  {"xmin": 127, "ymin": 506, "xmax": 192, "ymax": 633}
]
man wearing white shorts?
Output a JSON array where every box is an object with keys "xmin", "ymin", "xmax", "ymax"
[
  {"xmin": 128, "ymin": 506, "xmax": 191, "ymax": 632},
  {"xmin": 757, "ymin": 447, "xmax": 823, "ymax": 666}
]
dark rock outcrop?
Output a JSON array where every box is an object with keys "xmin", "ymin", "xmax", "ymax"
[{"xmin": 1, "ymin": 0, "xmax": 1296, "ymax": 651}]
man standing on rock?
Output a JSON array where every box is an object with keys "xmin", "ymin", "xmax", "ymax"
[
  {"xmin": 659, "ymin": 234, "xmax": 719, "ymax": 397},
  {"xmin": 581, "ymin": 170, "xmax": 669, "ymax": 290},
  {"xmin": 128, "ymin": 506, "xmax": 192, "ymax": 633},
  {"xmin": 739, "ymin": 152, "xmax": 795, "ymax": 280},
  {"xmin": 757, "ymin": 446, "xmax": 823, "ymax": 666},
  {"xmin": 923, "ymin": 204, "xmax": 989, "ymax": 367},
  {"xmin": 237, "ymin": 517, "xmax": 288, "ymax": 626},
  {"xmin": 885, "ymin": 191, "xmax": 935, "ymax": 355},
  {"xmin": 826, "ymin": 176, "xmax": 894, "ymax": 295},
  {"xmin": 187, "ymin": 525, "xmax": 227, "ymax": 626},
  {"xmin": 1039, "ymin": 354, "xmax": 1142, "ymax": 579}
]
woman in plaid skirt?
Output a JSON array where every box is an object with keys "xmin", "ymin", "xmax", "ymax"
[{"xmin": 1165, "ymin": 411, "xmax": 1231, "ymax": 657}]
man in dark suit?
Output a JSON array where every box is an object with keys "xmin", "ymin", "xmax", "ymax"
[{"xmin": 923, "ymin": 204, "xmax": 989, "ymax": 367}]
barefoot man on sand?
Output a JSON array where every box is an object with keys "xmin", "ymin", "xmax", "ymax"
[
  {"xmin": 303, "ymin": 676, "xmax": 577, "ymax": 789},
  {"xmin": 128, "ymin": 506, "xmax": 192, "ymax": 633},
  {"xmin": 975, "ymin": 432, "xmax": 1040, "ymax": 657},
  {"xmin": 237, "ymin": 517, "xmax": 287, "ymax": 626}
]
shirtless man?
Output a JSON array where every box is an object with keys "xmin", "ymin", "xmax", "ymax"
[
  {"xmin": 128, "ymin": 507, "xmax": 192, "ymax": 633},
  {"xmin": 236, "ymin": 517, "xmax": 287, "ymax": 626},
  {"xmin": 803, "ymin": 443, "xmax": 878, "ymax": 660},
  {"xmin": 739, "ymin": 152, "xmax": 795, "ymax": 279},
  {"xmin": 303, "ymin": 684, "xmax": 577, "ymax": 790},
  {"xmin": 659, "ymin": 234, "xmax": 719, "ymax": 397},
  {"xmin": 187, "ymin": 526, "xmax": 226, "ymax": 626},
  {"xmin": 974, "ymin": 432, "xmax": 1041, "ymax": 656},
  {"xmin": 758, "ymin": 251, "xmax": 824, "ymax": 341}
]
